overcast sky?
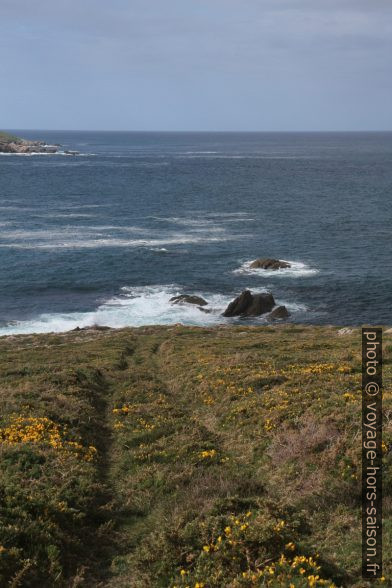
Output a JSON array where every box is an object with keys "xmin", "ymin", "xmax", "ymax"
[{"xmin": 1, "ymin": 0, "xmax": 391, "ymax": 131}]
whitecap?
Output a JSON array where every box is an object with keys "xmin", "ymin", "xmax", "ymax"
[
  {"xmin": 0, "ymin": 234, "xmax": 229, "ymax": 250},
  {"xmin": 233, "ymin": 259, "xmax": 319, "ymax": 278},
  {"xmin": 0, "ymin": 284, "xmax": 308, "ymax": 336},
  {"xmin": 275, "ymin": 300, "xmax": 308, "ymax": 313},
  {"xmin": 38, "ymin": 213, "xmax": 96, "ymax": 219},
  {"xmin": 0, "ymin": 286, "xmax": 231, "ymax": 335},
  {"xmin": 152, "ymin": 216, "xmax": 217, "ymax": 227}
]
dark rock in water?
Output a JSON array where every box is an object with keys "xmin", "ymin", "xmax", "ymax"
[
  {"xmin": 268, "ymin": 305, "xmax": 290, "ymax": 320},
  {"xmin": 246, "ymin": 293, "xmax": 275, "ymax": 316},
  {"xmin": 170, "ymin": 294, "xmax": 208, "ymax": 306},
  {"xmin": 250, "ymin": 258, "xmax": 291, "ymax": 270},
  {"xmin": 198, "ymin": 306, "xmax": 212, "ymax": 313},
  {"xmin": 223, "ymin": 290, "xmax": 275, "ymax": 317},
  {"xmin": 222, "ymin": 290, "xmax": 253, "ymax": 317}
]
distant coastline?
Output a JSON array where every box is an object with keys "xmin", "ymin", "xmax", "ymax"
[{"xmin": 0, "ymin": 130, "xmax": 65, "ymax": 154}]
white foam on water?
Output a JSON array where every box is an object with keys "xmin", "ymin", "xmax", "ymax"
[
  {"xmin": 233, "ymin": 259, "xmax": 319, "ymax": 278},
  {"xmin": 209, "ymin": 212, "xmax": 250, "ymax": 216},
  {"xmin": 0, "ymin": 234, "xmax": 229, "ymax": 250},
  {"xmin": 152, "ymin": 216, "xmax": 218, "ymax": 227},
  {"xmin": 275, "ymin": 299, "xmax": 308, "ymax": 313},
  {"xmin": 0, "ymin": 220, "xmax": 232, "ymax": 249},
  {"xmin": 175, "ymin": 154, "xmax": 318, "ymax": 160},
  {"xmin": 0, "ymin": 286, "xmax": 231, "ymax": 335},
  {"xmin": 219, "ymin": 218, "xmax": 255, "ymax": 223},
  {"xmin": 151, "ymin": 213, "xmax": 254, "ymax": 225},
  {"xmin": 42, "ymin": 213, "xmax": 96, "ymax": 219},
  {"xmin": 70, "ymin": 204, "xmax": 107, "ymax": 208},
  {"xmin": 0, "ymin": 284, "xmax": 309, "ymax": 336}
]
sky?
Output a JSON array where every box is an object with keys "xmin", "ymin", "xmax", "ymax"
[{"xmin": 1, "ymin": 0, "xmax": 391, "ymax": 131}]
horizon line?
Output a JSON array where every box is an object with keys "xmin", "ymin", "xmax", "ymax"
[{"xmin": 4, "ymin": 128, "xmax": 392, "ymax": 134}]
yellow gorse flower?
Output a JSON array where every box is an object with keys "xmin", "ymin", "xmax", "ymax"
[
  {"xmin": 199, "ymin": 449, "xmax": 216, "ymax": 459},
  {"xmin": 0, "ymin": 416, "xmax": 97, "ymax": 462}
]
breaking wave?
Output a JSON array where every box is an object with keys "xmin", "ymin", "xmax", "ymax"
[
  {"xmin": 233, "ymin": 259, "xmax": 319, "ymax": 278},
  {"xmin": 0, "ymin": 285, "xmax": 306, "ymax": 335}
]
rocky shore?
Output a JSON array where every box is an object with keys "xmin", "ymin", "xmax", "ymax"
[
  {"xmin": 0, "ymin": 131, "xmax": 60, "ymax": 154},
  {"xmin": 169, "ymin": 288, "xmax": 290, "ymax": 321}
]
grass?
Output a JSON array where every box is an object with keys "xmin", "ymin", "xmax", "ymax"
[
  {"xmin": 0, "ymin": 325, "xmax": 391, "ymax": 587},
  {"xmin": 0, "ymin": 131, "xmax": 22, "ymax": 144}
]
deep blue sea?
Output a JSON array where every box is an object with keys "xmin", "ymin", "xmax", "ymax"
[{"xmin": 0, "ymin": 131, "xmax": 391, "ymax": 334}]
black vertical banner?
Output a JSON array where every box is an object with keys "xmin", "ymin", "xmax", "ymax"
[{"xmin": 362, "ymin": 328, "xmax": 382, "ymax": 579}]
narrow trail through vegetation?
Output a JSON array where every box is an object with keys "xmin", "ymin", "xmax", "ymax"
[{"xmin": 0, "ymin": 326, "xmax": 391, "ymax": 587}]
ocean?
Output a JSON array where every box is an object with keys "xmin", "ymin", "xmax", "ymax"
[{"xmin": 0, "ymin": 131, "xmax": 391, "ymax": 334}]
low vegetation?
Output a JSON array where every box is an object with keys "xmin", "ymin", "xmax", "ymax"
[
  {"xmin": 0, "ymin": 325, "xmax": 391, "ymax": 587},
  {"xmin": 0, "ymin": 131, "xmax": 21, "ymax": 144}
]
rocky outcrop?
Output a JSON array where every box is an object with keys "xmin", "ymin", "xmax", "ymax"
[
  {"xmin": 72, "ymin": 325, "xmax": 112, "ymax": 331},
  {"xmin": 250, "ymin": 258, "xmax": 291, "ymax": 270},
  {"xmin": 223, "ymin": 290, "xmax": 275, "ymax": 317},
  {"xmin": 170, "ymin": 294, "xmax": 208, "ymax": 306},
  {"xmin": 0, "ymin": 131, "xmax": 61, "ymax": 154},
  {"xmin": 268, "ymin": 305, "xmax": 290, "ymax": 320}
]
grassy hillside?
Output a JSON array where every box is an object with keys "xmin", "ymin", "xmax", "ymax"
[
  {"xmin": 0, "ymin": 131, "xmax": 21, "ymax": 144},
  {"xmin": 0, "ymin": 325, "xmax": 391, "ymax": 587}
]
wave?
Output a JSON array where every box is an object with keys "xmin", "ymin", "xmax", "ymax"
[
  {"xmin": 0, "ymin": 285, "xmax": 307, "ymax": 335},
  {"xmin": 151, "ymin": 215, "xmax": 254, "ymax": 226},
  {"xmin": 233, "ymin": 259, "xmax": 319, "ymax": 278},
  {"xmin": 152, "ymin": 216, "xmax": 218, "ymax": 226},
  {"xmin": 0, "ymin": 286, "xmax": 228, "ymax": 335},
  {"xmin": 0, "ymin": 217, "xmax": 235, "ymax": 249},
  {"xmin": 0, "ymin": 234, "xmax": 229, "ymax": 250},
  {"xmin": 69, "ymin": 204, "xmax": 107, "ymax": 208},
  {"xmin": 39, "ymin": 213, "xmax": 96, "ymax": 219},
  {"xmin": 275, "ymin": 299, "xmax": 308, "ymax": 313},
  {"xmin": 207, "ymin": 212, "xmax": 254, "ymax": 220},
  {"xmin": 175, "ymin": 155, "xmax": 315, "ymax": 160}
]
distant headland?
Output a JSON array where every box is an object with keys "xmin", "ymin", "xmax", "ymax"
[{"xmin": 0, "ymin": 131, "xmax": 77, "ymax": 154}]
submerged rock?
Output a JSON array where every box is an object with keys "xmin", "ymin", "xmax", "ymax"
[
  {"xmin": 170, "ymin": 294, "xmax": 208, "ymax": 306},
  {"xmin": 250, "ymin": 258, "xmax": 291, "ymax": 270},
  {"xmin": 223, "ymin": 290, "xmax": 275, "ymax": 317},
  {"xmin": 268, "ymin": 305, "xmax": 290, "ymax": 320}
]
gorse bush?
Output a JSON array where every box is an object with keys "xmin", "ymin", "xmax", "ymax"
[{"xmin": 0, "ymin": 325, "xmax": 390, "ymax": 586}]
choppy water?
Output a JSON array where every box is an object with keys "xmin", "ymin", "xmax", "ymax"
[{"xmin": 0, "ymin": 131, "xmax": 391, "ymax": 334}]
